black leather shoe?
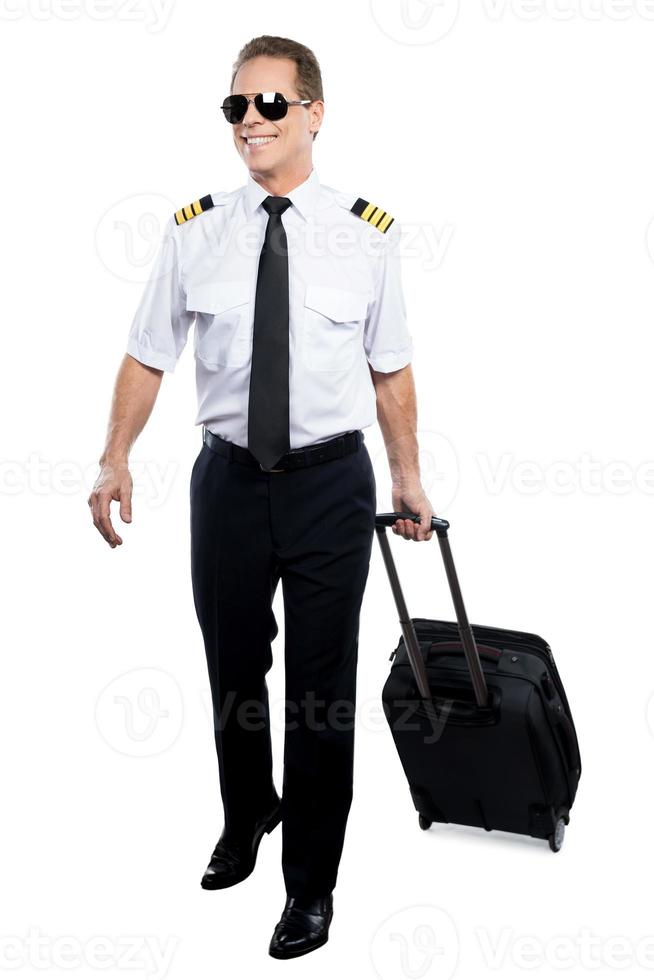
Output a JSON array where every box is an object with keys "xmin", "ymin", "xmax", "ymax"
[
  {"xmin": 268, "ymin": 893, "xmax": 334, "ymax": 959},
  {"xmin": 200, "ymin": 796, "xmax": 282, "ymax": 890}
]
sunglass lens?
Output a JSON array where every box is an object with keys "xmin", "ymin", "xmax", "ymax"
[
  {"xmin": 254, "ymin": 92, "xmax": 288, "ymax": 121},
  {"xmin": 221, "ymin": 95, "xmax": 248, "ymax": 124}
]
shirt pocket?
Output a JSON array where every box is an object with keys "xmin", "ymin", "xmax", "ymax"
[
  {"xmin": 302, "ymin": 284, "xmax": 370, "ymax": 372},
  {"xmin": 187, "ymin": 280, "xmax": 251, "ymax": 368}
]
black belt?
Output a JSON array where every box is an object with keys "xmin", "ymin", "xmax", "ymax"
[{"xmin": 202, "ymin": 426, "xmax": 363, "ymax": 472}]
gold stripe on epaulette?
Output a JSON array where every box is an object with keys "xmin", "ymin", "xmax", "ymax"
[
  {"xmin": 174, "ymin": 194, "xmax": 215, "ymax": 226},
  {"xmin": 351, "ymin": 197, "xmax": 395, "ymax": 234}
]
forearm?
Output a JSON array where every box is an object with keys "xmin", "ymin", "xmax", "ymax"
[
  {"xmin": 370, "ymin": 363, "xmax": 421, "ymax": 487},
  {"xmin": 99, "ymin": 354, "xmax": 164, "ymax": 465}
]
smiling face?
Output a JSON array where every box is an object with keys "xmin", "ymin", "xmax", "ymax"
[{"xmin": 230, "ymin": 55, "xmax": 323, "ymax": 189}]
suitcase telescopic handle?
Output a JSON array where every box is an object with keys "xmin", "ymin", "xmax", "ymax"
[{"xmin": 374, "ymin": 512, "xmax": 489, "ymax": 707}]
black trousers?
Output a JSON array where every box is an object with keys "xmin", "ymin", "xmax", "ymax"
[{"xmin": 189, "ymin": 429, "xmax": 377, "ymax": 899}]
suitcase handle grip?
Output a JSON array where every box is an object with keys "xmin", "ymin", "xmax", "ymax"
[
  {"xmin": 428, "ymin": 641, "xmax": 501, "ymax": 662},
  {"xmin": 374, "ymin": 511, "xmax": 450, "ymax": 537},
  {"xmin": 374, "ymin": 511, "xmax": 489, "ymax": 707}
]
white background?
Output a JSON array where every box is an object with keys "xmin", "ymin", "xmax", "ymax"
[{"xmin": 2, "ymin": 0, "xmax": 653, "ymax": 976}]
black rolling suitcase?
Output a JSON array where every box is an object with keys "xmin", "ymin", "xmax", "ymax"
[{"xmin": 375, "ymin": 512, "xmax": 581, "ymax": 852}]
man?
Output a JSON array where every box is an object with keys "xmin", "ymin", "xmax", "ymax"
[{"xmin": 89, "ymin": 35, "xmax": 435, "ymax": 960}]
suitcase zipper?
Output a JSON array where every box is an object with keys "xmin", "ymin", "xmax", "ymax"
[{"xmin": 408, "ymin": 620, "xmax": 569, "ymax": 714}]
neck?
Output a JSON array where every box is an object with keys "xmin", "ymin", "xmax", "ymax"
[{"xmin": 250, "ymin": 161, "xmax": 313, "ymax": 198}]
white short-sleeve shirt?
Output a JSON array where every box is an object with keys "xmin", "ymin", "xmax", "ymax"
[{"xmin": 126, "ymin": 166, "xmax": 413, "ymax": 449}]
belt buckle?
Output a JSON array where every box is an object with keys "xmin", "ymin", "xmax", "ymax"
[{"xmin": 259, "ymin": 462, "xmax": 285, "ymax": 473}]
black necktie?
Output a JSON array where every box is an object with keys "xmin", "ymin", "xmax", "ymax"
[{"xmin": 247, "ymin": 195, "xmax": 293, "ymax": 470}]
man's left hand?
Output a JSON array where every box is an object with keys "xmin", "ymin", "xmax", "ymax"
[{"xmin": 391, "ymin": 484, "xmax": 436, "ymax": 541}]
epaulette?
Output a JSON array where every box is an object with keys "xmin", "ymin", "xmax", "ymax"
[
  {"xmin": 174, "ymin": 194, "xmax": 214, "ymax": 226},
  {"xmin": 350, "ymin": 197, "xmax": 395, "ymax": 234}
]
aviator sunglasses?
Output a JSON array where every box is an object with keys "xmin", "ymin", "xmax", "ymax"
[{"xmin": 221, "ymin": 91, "xmax": 313, "ymax": 124}]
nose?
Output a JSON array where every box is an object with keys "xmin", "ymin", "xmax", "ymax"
[{"xmin": 242, "ymin": 99, "xmax": 264, "ymax": 126}]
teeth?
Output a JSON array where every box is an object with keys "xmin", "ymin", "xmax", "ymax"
[{"xmin": 247, "ymin": 136, "xmax": 277, "ymax": 145}]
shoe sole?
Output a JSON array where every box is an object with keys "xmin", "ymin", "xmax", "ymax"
[{"xmin": 200, "ymin": 804, "xmax": 282, "ymax": 890}]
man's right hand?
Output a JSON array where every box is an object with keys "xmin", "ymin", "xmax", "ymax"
[{"xmin": 88, "ymin": 460, "xmax": 133, "ymax": 548}]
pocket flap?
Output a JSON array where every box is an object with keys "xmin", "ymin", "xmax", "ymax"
[
  {"xmin": 304, "ymin": 284, "xmax": 370, "ymax": 322},
  {"xmin": 186, "ymin": 280, "xmax": 250, "ymax": 314}
]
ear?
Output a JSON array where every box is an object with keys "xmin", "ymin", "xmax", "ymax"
[{"xmin": 308, "ymin": 99, "xmax": 325, "ymax": 136}]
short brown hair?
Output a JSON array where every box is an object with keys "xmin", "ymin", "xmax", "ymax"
[{"xmin": 230, "ymin": 35, "xmax": 323, "ymax": 141}]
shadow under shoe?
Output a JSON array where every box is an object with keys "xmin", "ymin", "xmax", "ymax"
[
  {"xmin": 200, "ymin": 796, "xmax": 282, "ymax": 890},
  {"xmin": 268, "ymin": 893, "xmax": 334, "ymax": 959}
]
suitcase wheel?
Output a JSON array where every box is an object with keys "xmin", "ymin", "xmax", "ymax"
[
  {"xmin": 548, "ymin": 817, "xmax": 566, "ymax": 852},
  {"xmin": 418, "ymin": 814, "xmax": 432, "ymax": 830}
]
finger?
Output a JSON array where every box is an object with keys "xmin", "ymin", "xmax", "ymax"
[
  {"xmin": 88, "ymin": 490, "xmax": 112, "ymax": 540},
  {"xmin": 89, "ymin": 492, "xmax": 104, "ymax": 538},
  {"xmin": 417, "ymin": 512, "xmax": 432, "ymax": 541},
  {"xmin": 119, "ymin": 482, "xmax": 132, "ymax": 526},
  {"xmin": 97, "ymin": 492, "xmax": 119, "ymax": 547},
  {"xmin": 91, "ymin": 507, "xmax": 113, "ymax": 547},
  {"xmin": 110, "ymin": 487, "xmax": 124, "ymax": 545}
]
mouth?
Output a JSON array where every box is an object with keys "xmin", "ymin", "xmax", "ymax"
[{"xmin": 242, "ymin": 135, "xmax": 278, "ymax": 147}]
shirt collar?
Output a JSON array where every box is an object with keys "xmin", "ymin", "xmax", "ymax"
[{"xmin": 244, "ymin": 166, "xmax": 321, "ymax": 223}]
